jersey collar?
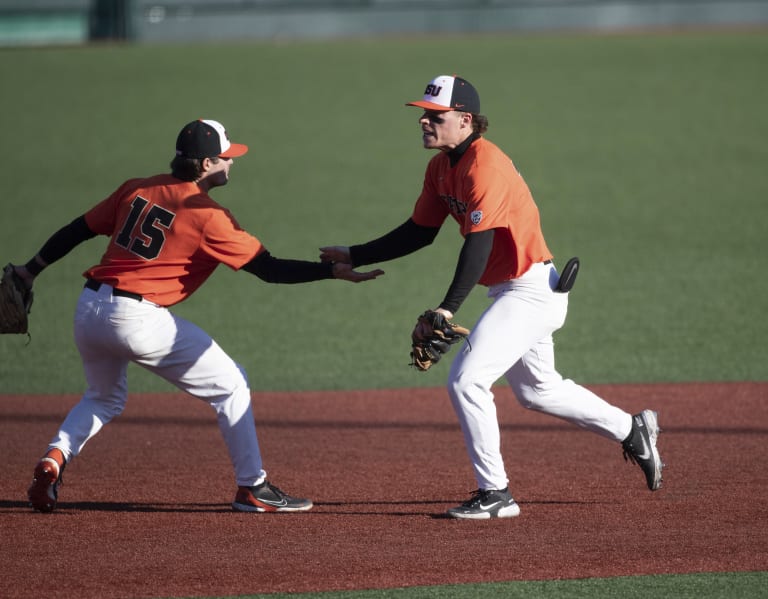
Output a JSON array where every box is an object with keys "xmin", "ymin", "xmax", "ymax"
[{"xmin": 447, "ymin": 133, "xmax": 481, "ymax": 167}]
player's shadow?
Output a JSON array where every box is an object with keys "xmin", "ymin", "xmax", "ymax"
[
  {"xmin": 314, "ymin": 498, "xmax": 598, "ymax": 518},
  {"xmin": 2, "ymin": 497, "xmax": 601, "ymax": 516},
  {"xmin": 2, "ymin": 498, "xmax": 455, "ymax": 516},
  {"xmin": 0, "ymin": 499, "xmax": 232, "ymax": 513}
]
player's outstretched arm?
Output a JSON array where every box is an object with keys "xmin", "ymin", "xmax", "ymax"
[
  {"xmin": 10, "ymin": 216, "xmax": 97, "ymax": 286},
  {"xmin": 320, "ymin": 220, "xmax": 439, "ymax": 268},
  {"xmin": 242, "ymin": 250, "xmax": 382, "ymax": 284},
  {"xmin": 331, "ymin": 262, "xmax": 384, "ymax": 283}
]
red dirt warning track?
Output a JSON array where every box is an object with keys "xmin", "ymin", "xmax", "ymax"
[{"xmin": 1, "ymin": 382, "xmax": 766, "ymax": 599}]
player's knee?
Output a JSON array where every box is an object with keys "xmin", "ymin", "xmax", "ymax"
[
  {"xmin": 213, "ymin": 363, "xmax": 250, "ymax": 399},
  {"xmin": 236, "ymin": 363, "xmax": 250, "ymax": 386},
  {"xmin": 510, "ymin": 383, "xmax": 543, "ymax": 410},
  {"xmin": 446, "ymin": 371, "xmax": 468, "ymax": 399},
  {"xmin": 83, "ymin": 389, "xmax": 128, "ymax": 417},
  {"xmin": 447, "ymin": 370, "xmax": 491, "ymax": 406}
]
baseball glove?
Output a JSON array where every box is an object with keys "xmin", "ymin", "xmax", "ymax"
[
  {"xmin": 0, "ymin": 264, "xmax": 34, "ymax": 334},
  {"xmin": 410, "ymin": 310, "xmax": 470, "ymax": 372}
]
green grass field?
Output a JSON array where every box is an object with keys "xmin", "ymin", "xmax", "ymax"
[
  {"xmin": 2, "ymin": 31, "xmax": 767, "ymax": 598},
  {"xmin": 168, "ymin": 571, "xmax": 768, "ymax": 599}
]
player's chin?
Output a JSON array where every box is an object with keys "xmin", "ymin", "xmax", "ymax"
[{"xmin": 421, "ymin": 135, "xmax": 438, "ymax": 149}]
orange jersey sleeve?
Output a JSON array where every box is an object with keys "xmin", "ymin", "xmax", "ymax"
[
  {"xmin": 412, "ymin": 138, "xmax": 551, "ymax": 285},
  {"xmin": 84, "ymin": 174, "xmax": 263, "ymax": 306}
]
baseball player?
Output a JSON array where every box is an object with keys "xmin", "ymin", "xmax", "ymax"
[
  {"xmin": 18, "ymin": 119, "xmax": 383, "ymax": 514},
  {"xmin": 320, "ymin": 76, "xmax": 664, "ymax": 519}
]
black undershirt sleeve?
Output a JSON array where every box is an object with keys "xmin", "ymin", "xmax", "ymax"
[
  {"xmin": 349, "ymin": 218, "xmax": 439, "ymax": 267},
  {"xmin": 438, "ymin": 229, "xmax": 495, "ymax": 315},
  {"xmin": 38, "ymin": 215, "xmax": 97, "ymax": 265},
  {"xmin": 241, "ymin": 250, "xmax": 334, "ymax": 284}
]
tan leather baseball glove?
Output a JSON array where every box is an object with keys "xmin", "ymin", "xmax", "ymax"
[{"xmin": 410, "ymin": 310, "xmax": 470, "ymax": 372}]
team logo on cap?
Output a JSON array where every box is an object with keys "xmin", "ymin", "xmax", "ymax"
[{"xmin": 406, "ymin": 74, "xmax": 480, "ymax": 114}]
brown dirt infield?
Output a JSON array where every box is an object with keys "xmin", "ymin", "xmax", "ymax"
[{"xmin": 1, "ymin": 382, "xmax": 766, "ymax": 599}]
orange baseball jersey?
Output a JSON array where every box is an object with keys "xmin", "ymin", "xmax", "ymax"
[
  {"xmin": 412, "ymin": 137, "xmax": 552, "ymax": 286},
  {"xmin": 84, "ymin": 174, "xmax": 263, "ymax": 306}
]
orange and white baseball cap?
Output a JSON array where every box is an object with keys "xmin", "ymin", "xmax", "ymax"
[
  {"xmin": 175, "ymin": 119, "xmax": 249, "ymax": 159},
  {"xmin": 406, "ymin": 75, "xmax": 481, "ymax": 113}
]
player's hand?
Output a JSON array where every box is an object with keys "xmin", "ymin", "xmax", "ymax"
[
  {"xmin": 319, "ymin": 246, "xmax": 351, "ymax": 263},
  {"xmin": 332, "ymin": 262, "xmax": 384, "ymax": 283},
  {"xmin": 12, "ymin": 264, "xmax": 35, "ymax": 289}
]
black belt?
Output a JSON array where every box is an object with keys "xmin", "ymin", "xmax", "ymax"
[
  {"xmin": 543, "ymin": 260, "xmax": 552, "ymax": 264},
  {"xmin": 85, "ymin": 279, "xmax": 143, "ymax": 302}
]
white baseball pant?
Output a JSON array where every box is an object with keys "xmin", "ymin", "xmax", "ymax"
[
  {"xmin": 447, "ymin": 262, "xmax": 633, "ymax": 491},
  {"xmin": 47, "ymin": 283, "xmax": 266, "ymax": 487}
]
